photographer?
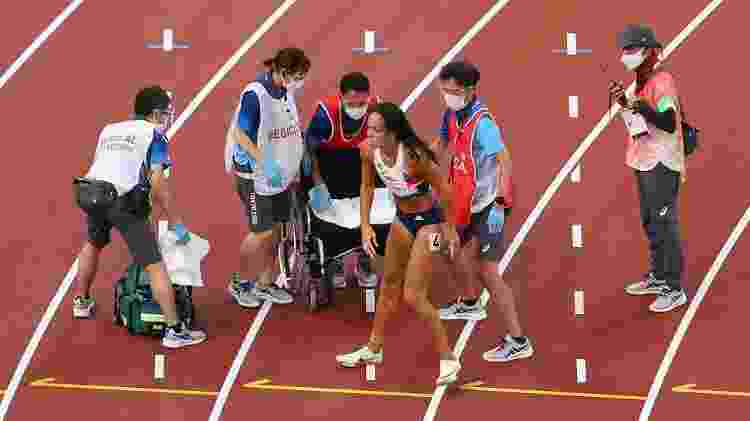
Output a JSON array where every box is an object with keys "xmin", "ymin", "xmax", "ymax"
[{"xmin": 609, "ymin": 24, "xmax": 688, "ymax": 313}]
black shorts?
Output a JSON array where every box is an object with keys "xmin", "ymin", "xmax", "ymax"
[
  {"xmin": 235, "ymin": 174, "xmax": 291, "ymax": 233},
  {"xmin": 458, "ymin": 203, "xmax": 505, "ymax": 261},
  {"xmin": 83, "ymin": 190, "xmax": 161, "ymax": 266}
]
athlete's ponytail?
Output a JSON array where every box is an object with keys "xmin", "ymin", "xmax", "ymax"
[{"xmin": 371, "ymin": 102, "xmax": 437, "ymax": 164}]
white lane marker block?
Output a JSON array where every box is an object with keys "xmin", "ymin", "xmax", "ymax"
[
  {"xmin": 364, "ymin": 30, "xmax": 375, "ymax": 54},
  {"xmin": 576, "ymin": 358, "xmax": 587, "ymax": 383},
  {"xmin": 574, "ymin": 289, "xmax": 584, "ymax": 316},
  {"xmin": 568, "ymin": 95, "xmax": 579, "ymax": 118},
  {"xmin": 154, "ymin": 354, "xmax": 166, "ymax": 382},
  {"xmin": 570, "ymin": 164, "xmax": 581, "ymax": 183},
  {"xmin": 163, "ymin": 29, "xmax": 174, "ymax": 52},
  {"xmin": 158, "ymin": 220, "xmax": 168, "ymax": 239},
  {"xmin": 566, "ymin": 33, "xmax": 577, "ymax": 55},
  {"xmin": 366, "ymin": 364, "xmax": 376, "ymax": 382},
  {"xmin": 365, "ymin": 289, "xmax": 376, "ymax": 313},
  {"xmin": 571, "ymin": 224, "xmax": 583, "ymax": 248}
]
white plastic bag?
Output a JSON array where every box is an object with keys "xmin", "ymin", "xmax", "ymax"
[{"xmin": 158, "ymin": 230, "xmax": 210, "ymax": 287}]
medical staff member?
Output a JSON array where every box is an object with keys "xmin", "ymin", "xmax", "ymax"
[
  {"xmin": 304, "ymin": 72, "xmax": 384, "ymax": 285},
  {"xmin": 435, "ymin": 61, "xmax": 533, "ymax": 363},
  {"xmin": 72, "ymin": 85, "xmax": 206, "ymax": 349},
  {"xmin": 610, "ymin": 24, "xmax": 688, "ymax": 313},
  {"xmin": 225, "ymin": 47, "xmax": 311, "ymax": 308}
]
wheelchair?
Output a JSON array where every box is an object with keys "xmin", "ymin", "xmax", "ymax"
[{"xmin": 276, "ymin": 178, "xmax": 392, "ymax": 313}]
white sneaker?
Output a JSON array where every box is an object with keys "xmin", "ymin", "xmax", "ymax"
[
  {"xmin": 336, "ymin": 345, "xmax": 383, "ymax": 367},
  {"xmin": 161, "ymin": 323, "xmax": 207, "ymax": 348},
  {"xmin": 73, "ymin": 296, "xmax": 95, "ymax": 318},
  {"xmin": 436, "ymin": 359, "xmax": 461, "ymax": 385}
]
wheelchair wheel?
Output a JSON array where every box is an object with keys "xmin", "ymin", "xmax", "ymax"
[{"xmin": 280, "ymin": 189, "xmax": 307, "ymax": 295}]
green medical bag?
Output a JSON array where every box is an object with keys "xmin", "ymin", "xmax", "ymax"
[{"xmin": 113, "ymin": 263, "xmax": 195, "ymax": 336}]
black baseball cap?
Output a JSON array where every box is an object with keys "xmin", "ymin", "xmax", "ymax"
[{"xmin": 617, "ymin": 24, "xmax": 662, "ymax": 49}]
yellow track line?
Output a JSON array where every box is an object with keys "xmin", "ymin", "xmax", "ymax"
[
  {"xmin": 460, "ymin": 382, "xmax": 647, "ymax": 401},
  {"xmin": 29, "ymin": 378, "xmax": 217, "ymax": 397},
  {"xmin": 673, "ymin": 384, "xmax": 750, "ymax": 398},
  {"xmin": 242, "ymin": 379, "xmax": 433, "ymax": 399},
  {"xmin": 33, "ymin": 377, "xmax": 745, "ymax": 402}
]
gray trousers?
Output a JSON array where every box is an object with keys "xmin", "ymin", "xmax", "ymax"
[{"xmin": 635, "ymin": 163, "xmax": 684, "ymax": 290}]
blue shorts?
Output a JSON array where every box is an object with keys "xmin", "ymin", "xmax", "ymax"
[
  {"xmin": 458, "ymin": 203, "xmax": 505, "ymax": 261},
  {"xmin": 396, "ymin": 206, "xmax": 444, "ymax": 237}
]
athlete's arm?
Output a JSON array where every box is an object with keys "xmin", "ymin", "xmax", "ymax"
[
  {"xmin": 148, "ymin": 132, "xmax": 183, "ymax": 226},
  {"xmin": 413, "ymin": 149, "xmax": 459, "ymax": 258},
  {"xmin": 415, "ymin": 152, "xmax": 454, "ymax": 226},
  {"xmin": 359, "ymin": 143, "xmax": 378, "ymax": 257},
  {"xmin": 233, "ymin": 91, "xmax": 263, "ymax": 161}
]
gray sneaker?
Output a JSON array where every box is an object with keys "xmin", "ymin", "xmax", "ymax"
[
  {"xmin": 439, "ymin": 297, "xmax": 487, "ymax": 321},
  {"xmin": 649, "ymin": 288, "xmax": 688, "ymax": 313},
  {"xmin": 253, "ymin": 284, "xmax": 294, "ymax": 304},
  {"xmin": 482, "ymin": 334, "xmax": 533, "ymax": 362},
  {"xmin": 625, "ymin": 272, "xmax": 668, "ymax": 295},
  {"xmin": 228, "ymin": 278, "xmax": 261, "ymax": 308}
]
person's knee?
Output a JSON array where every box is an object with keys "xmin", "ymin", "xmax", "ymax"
[{"xmin": 402, "ymin": 287, "xmax": 426, "ymax": 309}]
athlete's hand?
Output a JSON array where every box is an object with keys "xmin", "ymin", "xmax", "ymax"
[{"xmin": 361, "ymin": 223, "xmax": 378, "ymax": 259}]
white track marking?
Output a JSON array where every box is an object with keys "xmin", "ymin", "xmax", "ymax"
[
  {"xmin": 0, "ymin": 0, "xmax": 84, "ymax": 90},
  {"xmin": 166, "ymin": 0, "xmax": 297, "ymax": 139},
  {"xmin": 0, "ymin": 260, "xmax": 78, "ymax": 420},
  {"xmin": 433, "ymin": 2, "xmax": 723, "ymax": 421},
  {"xmin": 400, "ymin": 0, "xmax": 512, "ymax": 112},
  {"xmin": 208, "ymin": 301, "xmax": 272, "ymax": 421},
  {"xmin": 407, "ymin": 2, "xmax": 513, "ymax": 420},
  {"xmin": 0, "ymin": 2, "xmax": 296, "ymax": 420}
]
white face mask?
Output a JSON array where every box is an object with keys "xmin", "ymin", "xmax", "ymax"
[
  {"xmin": 344, "ymin": 105, "xmax": 367, "ymax": 120},
  {"xmin": 621, "ymin": 48, "xmax": 646, "ymax": 71},
  {"xmin": 444, "ymin": 93, "xmax": 466, "ymax": 111}
]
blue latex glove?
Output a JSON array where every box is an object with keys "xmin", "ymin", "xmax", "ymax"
[
  {"xmin": 171, "ymin": 223, "xmax": 191, "ymax": 245},
  {"xmin": 486, "ymin": 205, "xmax": 505, "ymax": 234},
  {"xmin": 262, "ymin": 157, "xmax": 284, "ymax": 188},
  {"xmin": 309, "ymin": 184, "xmax": 333, "ymax": 211},
  {"xmin": 301, "ymin": 153, "xmax": 313, "ymax": 177}
]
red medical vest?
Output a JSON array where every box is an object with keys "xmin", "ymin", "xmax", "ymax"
[
  {"xmin": 317, "ymin": 94, "xmax": 379, "ymax": 151},
  {"xmin": 447, "ymin": 107, "xmax": 491, "ymax": 226}
]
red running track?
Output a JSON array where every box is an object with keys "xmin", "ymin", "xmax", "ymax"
[{"xmin": 0, "ymin": 1, "xmax": 746, "ymax": 420}]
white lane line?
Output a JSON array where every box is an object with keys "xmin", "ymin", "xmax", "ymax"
[
  {"xmin": 400, "ymin": 0, "xmax": 512, "ymax": 112},
  {"xmin": 0, "ymin": 0, "xmax": 84, "ymax": 90},
  {"xmin": 166, "ymin": 0, "xmax": 297, "ymax": 139},
  {"xmin": 438, "ymin": 2, "xmax": 724, "ymax": 421},
  {"xmin": 638, "ymin": 191, "xmax": 743, "ymax": 419},
  {"xmin": 407, "ymin": 2, "xmax": 513, "ymax": 420},
  {"xmin": 0, "ymin": 2, "xmax": 296, "ymax": 420}
]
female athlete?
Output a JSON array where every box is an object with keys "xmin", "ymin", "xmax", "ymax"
[{"xmin": 335, "ymin": 102, "xmax": 462, "ymax": 385}]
